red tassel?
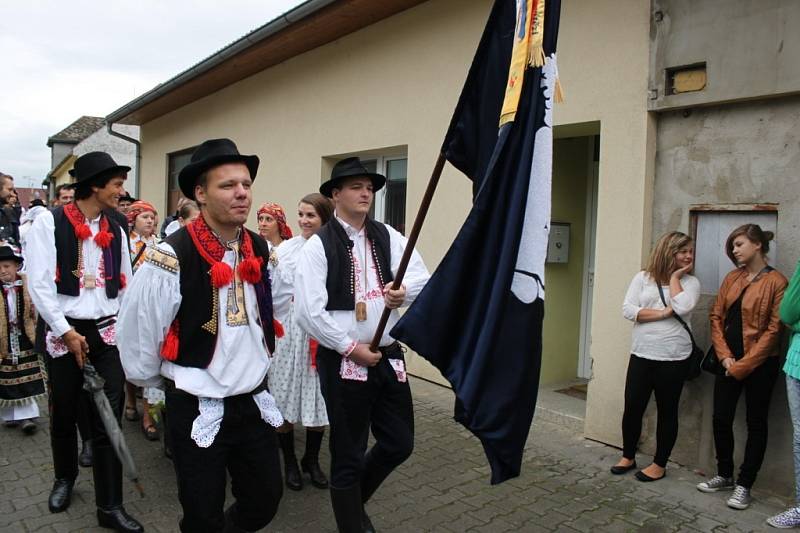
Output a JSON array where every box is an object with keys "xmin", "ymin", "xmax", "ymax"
[
  {"xmin": 120, "ymin": 273, "xmax": 127, "ymax": 289},
  {"xmin": 309, "ymin": 339, "xmax": 319, "ymax": 369},
  {"xmin": 209, "ymin": 262, "xmax": 234, "ymax": 288},
  {"xmin": 273, "ymin": 319, "xmax": 285, "ymax": 339},
  {"xmin": 74, "ymin": 224, "xmax": 92, "ymax": 241},
  {"xmin": 55, "ymin": 265, "xmax": 61, "ymax": 283},
  {"xmin": 238, "ymin": 257, "xmax": 262, "ymax": 285},
  {"xmin": 94, "ymin": 230, "xmax": 114, "ymax": 248},
  {"xmin": 160, "ymin": 322, "xmax": 180, "ymax": 361}
]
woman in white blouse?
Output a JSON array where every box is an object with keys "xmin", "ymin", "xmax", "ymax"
[{"xmin": 611, "ymin": 231, "xmax": 700, "ymax": 482}]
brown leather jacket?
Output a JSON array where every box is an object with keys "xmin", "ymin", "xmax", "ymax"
[{"xmin": 710, "ymin": 267, "xmax": 787, "ymax": 380}]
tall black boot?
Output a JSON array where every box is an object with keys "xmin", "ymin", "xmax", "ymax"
[
  {"xmin": 223, "ymin": 505, "xmax": 248, "ymax": 533},
  {"xmin": 330, "ymin": 485, "xmax": 367, "ymax": 533},
  {"xmin": 278, "ymin": 430, "xmax": 302, "ymax": 491},
  {"xmin": 301, "ymin": 429, "xmax": 329, "ymax": 489},
  {"xmin": 79, "ymin": 439, "xmax": 94, "ymax": 468},
  {"xmin": 49, "ymin": 434, "xmax": 78, "ymax": 513},
  {"xmin": 93, "ymin": 444, "xmax": 144, "ymax": 532}
]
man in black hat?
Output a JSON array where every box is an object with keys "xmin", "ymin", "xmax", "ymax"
[
  {"xmin": 118, "ymin": 138, "xmax": 288, "ymax": 533},
  {"xmin": 295, "ymin": 157, "xmax": 430, "ymax": 532},
  {"xmin": 26, "ymin": 151, "xmax": 142, "ymax": 532}
]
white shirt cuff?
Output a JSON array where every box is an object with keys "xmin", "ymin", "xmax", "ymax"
[{"xmin": 51, "ymin": 317, "xmax": 72, "ymax": 338}]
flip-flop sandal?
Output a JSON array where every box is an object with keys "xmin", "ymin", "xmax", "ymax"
[
  {"xmin": 124, "ymin": 406, "xmax": 139, "ymax": 421},
  {"xmin": 142, "ymin": 423, "xmax": 160, "ymax": 441}
]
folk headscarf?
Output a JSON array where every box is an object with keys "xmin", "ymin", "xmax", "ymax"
[{"xmin": 257, "ymin": 203, "xmax": 293, "ymax": 240}]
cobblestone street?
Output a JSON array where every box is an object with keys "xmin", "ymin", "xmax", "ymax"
[{"xmin": 1, "ymin": 377, "xmax": 789, "ymax": 532}]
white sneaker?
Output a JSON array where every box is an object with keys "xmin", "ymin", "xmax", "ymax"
[
  {"xmin": 697, "ymin": 475, "xmax": 734, "ymax": 493},
  {"xmin": 727, "ymin": 485, "xmax": 752, "ymax": 510}
]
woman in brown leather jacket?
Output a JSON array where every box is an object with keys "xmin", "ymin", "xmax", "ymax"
[{"xmin": 696, "ymin": 224, "xmax": 787, "ymax": 510}]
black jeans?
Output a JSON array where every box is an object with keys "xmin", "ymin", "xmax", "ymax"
[
  {"xmin": 166, "ymin": 387, "xmax": 283, "ymax": 533},
  {"xmin": 712, "ymin": 356, "xmax": 779, "ymax": 488},
  {"xmin": 621, "ymin": 354, "xmax": 688, "ymax": 467},
  {"xmin": 48, "ymin": 320, "xmax": 125, "ymax": 481},
  {"xmin": 317, "ymin": 345, "xmax": 414, "ymax": 493}
]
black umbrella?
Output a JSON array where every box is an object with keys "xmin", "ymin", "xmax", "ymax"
[{"xmin": 83, "ymin": 362, "xmax": 144, "ymax": 497}]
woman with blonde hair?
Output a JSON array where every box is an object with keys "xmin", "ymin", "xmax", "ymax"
[
  {"xmin": 612, "ymin": 231, "xmax": 700, "ymax": 482},
  {"xmin": 697, "ymin": 224, "xmax": 787, "ymax": 510}
]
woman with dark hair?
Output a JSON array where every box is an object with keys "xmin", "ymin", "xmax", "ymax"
[
  {"xmin": 614, "ymin": 231, "xmax": 700, "ymax": 482},
  {"xmin": 698, "ymin": 224, "xmax": 787, "ymax": 510},
  {"xmin": 257, "ymin": 202, "xmax": 293, "ymax": 252},
  {"xmin": 269, "ymin": 193, "xmax": 333, "ymax": 491}
]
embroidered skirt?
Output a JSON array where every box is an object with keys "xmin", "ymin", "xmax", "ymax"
[{"xmin": 0, "ymin": 350, "xmax": 46, "ymax": 407}]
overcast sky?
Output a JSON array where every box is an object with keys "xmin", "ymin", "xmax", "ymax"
[{"xmin": 0, "ymin": 0, "xmax": 304, "ymax": 188}]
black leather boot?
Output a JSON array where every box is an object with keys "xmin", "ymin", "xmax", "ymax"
[
  {"xmin": 330, "ymin": 485, "xmax": 367, "ymax": 533},
  {"xmin": 48, "ymin": 478, "xmax": 75, "ymax": 513},
  {"xmin": 301, "ymin": 429, "xmax": 329, "ymax": 489},
  {"xmin": 360, "ymin": 452, "xmax": 395, "ymax": 504},
  {"xmin": 79, "ymin": 439, "xmax": 93, "ymax": 468},
  {"xmin": 93, "ymin": 444, "xmax": 144, "ymax": 532},
  {"xmin": 49, "ymin": 434, "xmax": 79, "ymax": 513},
  {"xmin": 278, "ymin": 431, "xmax": 302, "ymax": 491}
]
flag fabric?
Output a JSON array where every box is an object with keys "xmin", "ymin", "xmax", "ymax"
[{"xmin": 391, "ymin": 0, "xmax": 561, "ymax": 484}]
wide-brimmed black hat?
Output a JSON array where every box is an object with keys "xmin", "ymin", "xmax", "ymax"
[
  {"xmin": 178, "ymin": 138, "xmax": 259, "ymax": 200},
  {"xmin": 69, "ymin": 152, "xmax": 131, "ymax": 184},
  {"xmin": 0, "ymin": 245, "xmax": 23, "ymax": 264},
  {"xmin": 119, "ymin": 191, "xmax": 136, "ymax": 203},
  {"xmin": 319, "ymin": 157, "xmax": 386, "ymax": 198}
]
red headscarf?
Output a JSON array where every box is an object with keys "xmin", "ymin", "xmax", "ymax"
[
  {"xmin": 126, "ymin": 200, "xmax": 158, "ymax": 227},
  {"xmin": 257, "ymin": 202, "xmax": 293, "ymax": 240}
]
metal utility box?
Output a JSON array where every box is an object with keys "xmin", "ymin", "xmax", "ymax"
[{"xmin": 546, "ymin": 222, "xmax": 570, "ymax": 264}]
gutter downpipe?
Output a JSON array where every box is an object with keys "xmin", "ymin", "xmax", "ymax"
[{"xmin": 106, "ymin": 122, "xmax": 141, "ymax": 198}]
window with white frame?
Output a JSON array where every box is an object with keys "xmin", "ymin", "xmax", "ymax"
[
  {"xmin": 691, "ymin": 208, "xmax": 778, "ymax": 294},
  {"xmin": 359, "ymin": 155, "xmax": 408, "ymax": 235}
]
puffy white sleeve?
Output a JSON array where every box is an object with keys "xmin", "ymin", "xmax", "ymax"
[
  {"xmin": 622, "ymin": 271, "xmax": 645, "ymax": 322},
  {"xmin": 117, "ymin": 243, "xmax": 182, "ymax": 388},
  {"xmin": 270, "ymin": 237, "xmax": 303, "ymax": 323},
  {"xmin": 26, "ymin": 211, "xmax": 71, "ymax": 337},
  {"xmin": 387, "ymin": 225, "xmax": 430, "ymax": 306},
  {"xmin": 294, "ymin": 235, "xmax": 356, "ymax": 354}
]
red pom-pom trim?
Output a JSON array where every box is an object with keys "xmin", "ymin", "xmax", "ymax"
[
  {"xmin": 160, "ymin": 322, "xmax": 180, "ymax": 361},
  {"xmin": 209, "ymin": 262, "xmax": 234, "ymax": 288},
  {"xmin": 120, "ymin": 272, "xmax": 127, "ymax": 289},
  {"xmin": 94, "ymin": 230, "xmax": 114, "ymax": 249},
  {"xmin": 273, "ymin": 319, "xmax": 285, "ymax": 339},
  {"xmin": 309, "ymin": 339, "xmax": 319, "ymax": 369},
  {"xmin": 238, "ymin": 257, "xmax": 262, "ymax": 285},
  {"xmin": 74, "ymin": 224, "xmax": 92, "ymax": 241}
]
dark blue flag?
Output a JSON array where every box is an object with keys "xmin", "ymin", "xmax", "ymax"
[{"xmin": 391, "ymin": 0, "xmax": 561, "ymax": 484}]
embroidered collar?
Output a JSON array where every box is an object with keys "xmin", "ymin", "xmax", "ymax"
[
  {"xmin": 64, "ymin": 203, "xmax": 114, "ymax": 248},
  {"xmin": 186, "ymin": 215, "xmax": 262, "ymax": 288}
]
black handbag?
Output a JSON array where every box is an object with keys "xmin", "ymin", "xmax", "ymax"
[
  {"xmin": 701, "ymin": 345, "xmax": 725, "ymax": 376},
  {"xmin": 657, "ymin": 284, "xmax": 704, "ymax": 380}
]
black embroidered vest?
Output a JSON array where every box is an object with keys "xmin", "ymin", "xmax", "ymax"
[
  {"xmin": 165, "ymin": 227, "xmax": 276, "ymax": 369},
  {"xmin": 52, "ymin": 207, "xmax": 123, "ymax": 299},
  {"xmin": 317, "ymin": 218, "xmax": 394, "ymax": 311},
  {"xmin": 0, "ymin": 277, "xmax": 36, "ymax": 356}
]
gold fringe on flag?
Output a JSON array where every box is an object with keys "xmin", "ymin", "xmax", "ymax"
[
  {"xmin": 527, "ymin": 0, "xmax": 546, "ymax": 68},
  {"xmin": 554, "ymin": 76, "xmax": 565, "ymax": 104}
]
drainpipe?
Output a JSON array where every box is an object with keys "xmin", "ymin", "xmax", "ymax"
[{"xmin": 106, "ymin": 122, "xmax": 141, "ymax": 198}]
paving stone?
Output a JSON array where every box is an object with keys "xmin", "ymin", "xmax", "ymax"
[{"xmin": 1, "ymin": 377, "xmax": 790, "ymax": 532}]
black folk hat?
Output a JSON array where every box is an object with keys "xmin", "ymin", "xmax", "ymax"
[
  {"xmin": 178, "ymin": 138, "xmax": 259, "ymax": 200},
  {"xmin": 319, "ymin": 157, "xmax": 387, "ymax": 198},
  {"xmin": 0, "ymin": 245, "xmax": 23, "ymax": 264},
  {"xmin": 68, "ymin": 152, "xmax": 131, "ymax": 184}
]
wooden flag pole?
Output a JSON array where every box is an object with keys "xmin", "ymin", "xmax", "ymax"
[{"xmin": 369, "ymin": 152, "xmax": 447, "ymax": 352}]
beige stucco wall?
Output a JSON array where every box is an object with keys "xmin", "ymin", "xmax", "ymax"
[{"xmin": 137, "ymin": 0, "xmax": 654, "ymax": 437}]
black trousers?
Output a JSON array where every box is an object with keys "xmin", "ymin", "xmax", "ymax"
[
  {"xmin": 48, "ymin": 320, "xmax": 125, "ymax": 481},
  {"xmin": 621, "ymin": 354, "xmax": 688, "ymax": 467},
  {"xmin": 317, "ymin": 344, "xmax": 414, "ymax": 494},
  {"xmin": 166, "ymin": 386, "xmax": 283, "ymax": 533},
  {"xmin": 713, "ymin": 356, "xmax": 779, "ymax": 488}
]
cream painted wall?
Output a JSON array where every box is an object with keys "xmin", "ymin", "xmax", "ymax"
[{"xmin": 137, "ymin": 0, "xmax": 654, "ymax": 439}]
